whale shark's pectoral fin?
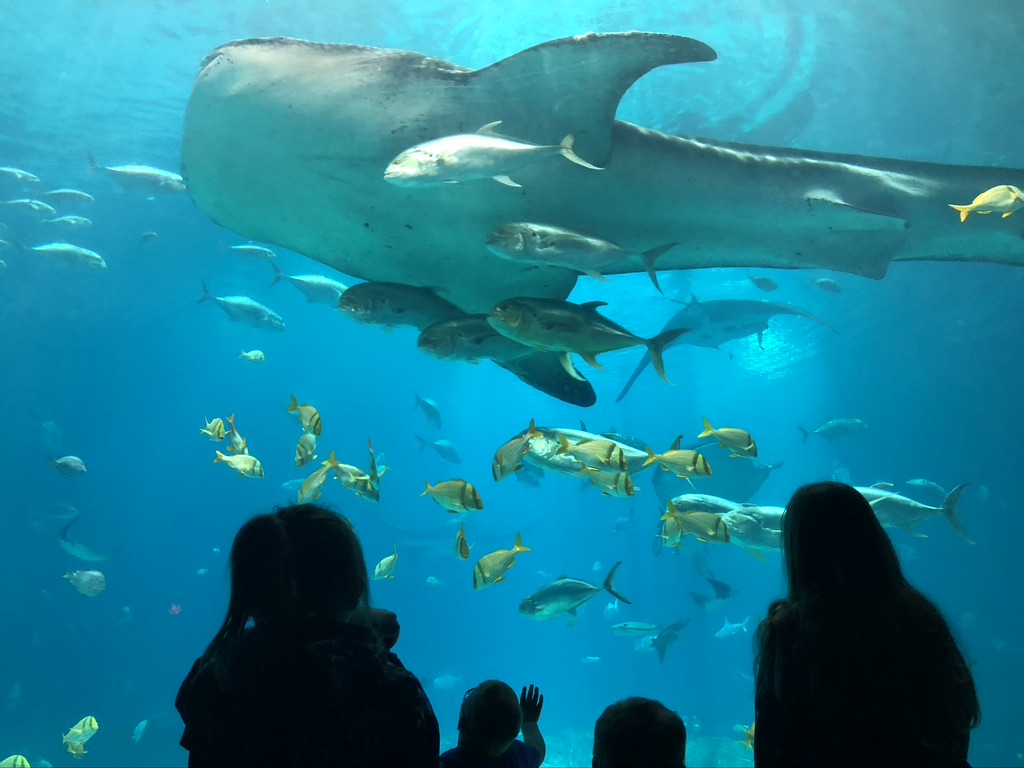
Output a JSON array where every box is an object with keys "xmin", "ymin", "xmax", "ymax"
[
  {"xmin": 800, "ymin": 192, "xmax": 909, "ymax": 279},
  {"xmin": 471, "ymin": 32, "xmax": 717, "ymax": 166}
]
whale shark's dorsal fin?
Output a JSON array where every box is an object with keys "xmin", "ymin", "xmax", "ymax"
[{"xmin": 471, "ymin": 32, "xmax": 717, "ymax": 165}]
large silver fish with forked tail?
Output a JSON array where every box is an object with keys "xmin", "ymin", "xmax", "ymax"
[
  {"xmin": 857, "ymin": 483, "xmax": 972, "ymax": 543},
  {"xmin": 519, "ymin": 561, "xmax": 631, "ymax": 621}
]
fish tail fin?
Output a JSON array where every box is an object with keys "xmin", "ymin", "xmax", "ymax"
[
  {"xmin": 87, "ymin": 153, "xmax": 98, "ymax": 173},
  {"xmin": 942, "ymin": 483, "xmax": 974, "ymax": 543},
  {"xmin": 556, "ymin": 435, "xmax": 573, "ymax": 455},
  {"xmin": 742, "ymin": 616, "xmax": 750, "ymax": 631},
  {"xmin": 513, "ymin": 532, "xmax": 531, "ymax": 553},
  {"xmin": 948, "ymin": 203, "xmax": 971, "ymax": 222},
  {"xmin": 214, "ymin": 451, "xmax": 226, "ymax": 463},
  {"xmin": 655, "ymin": 643, "xmax": 667, "ymax": 663},
  {"xmin": 287, "ymin": 395, "xmax": 298, "ymax": 413},
  {"xmin": 269, "ymin": 263, "xmax": 283, "ymax": 287},
  {"xmin": 196, "ymin": 282, "xmax": 211, "ymax": 304},
  {"xmin": 646, "ymin": 328, "xmax": 687, "ymax": 384},
  {"xmin": 421, "ymin": 480, "xmax": 432, "ymax": 497},
  {"xmin": 603, "ymin": 561, "xmax": 632, "ymax": 605},
  {"xmin": 558, "ymin": 134, "xmax": 603, "ymax": 171},
  {"xmin": 698, "ymin": 416, "xmax": 715, "ymax": 438},
  {"xmin": 642, "ymin": 446, "xmax": 659, "ymax": 469},
  {"xmin": 797, "ymin": 425, "xmax": 810, "ymax": 443},
  {"xmin": 641, "ymin": 243, "xmax": 676, "ymax": 294}
]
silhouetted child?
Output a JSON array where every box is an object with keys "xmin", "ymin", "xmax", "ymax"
[
  {"xmin": 593, "ymin": 697, "xmax": 686, "ymax": 767},
  {"xmin": 440, "ymin": 681, "xmax": 545, "ymax": 767}
]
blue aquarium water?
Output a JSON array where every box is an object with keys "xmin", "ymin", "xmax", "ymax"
[{"xmin": 0, "ymin": 1, "xmax": 1022, "ymax": 766}]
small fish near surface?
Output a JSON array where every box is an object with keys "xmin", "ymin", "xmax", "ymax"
[
  {"xmin": 338, "ymin": 281, "xmax": 463, "ymax": 331},
  {"xmin": 287, "ymin": 395, "xmax": 322, "ymax": 436},
  {"xmin": 59, "ymin": 518, "xmax": 110, "ymax": 563},
  {"xmin": 473, "ymin": 532, "xmax": 531, "ymax": 590},
  {"xmin": 858, "ymin": 483, "xmax": 972, "ymax": 543},
  {"xmin": 715, "ymin": 616, "xmax": 750, "ymax": 638},
  {"xmin": 422, "ymin": 479, "xmax": 484, "ymax": 514},
  {"xmin": 198, "ymin": 283, "xmax": 285, "ymax": 331},
  {"xmin": 519, "ymin": 561, "xmax": 631, "ymax": 621},
  {"xmin": 372, "ymin": 546, "xmax": 398, "ymax": 580},
  {"xmin": 798, "ymin": 418, "xmax": 867, "ymax": 443},
  {"xmin": 698, "ymin": 417, "xmax": 757, "ymax": 459},
  {"xmin": 200, "ymin": 417, "xmax": 226, "ymax": 441},
  {"xmin": 486, "ymin": 221, "xmax": 674, "ymax": 292},
  {"xmin": 239, "ymin": 349, "xmax": 265, "ymax": 363},
  {"xmin": 492, "ymin": 419, "xmax": 543, "ymax": 482},
  {"xmin": 64, "ymin": 570, "xmax": 106, "ymax": 597},
  {"xmin": 949, "ymin": 184, "xmax": 1024, "ymax": 222},
  {"xmin": 416, "ymin": 436, "xmax": 462, "ymax": 463},
  {"xmin": 414, "ymin": 393, "xmax": 443, "ymax": 429},
  {"xmin": 32, "ymin": 242, "xmax": 107, "ymax": 268},
  {"xmin": 384, "ymin": 120, "xmax": 602, "ymax": 188},
  {"xmin": 52, "ymin": 455, "xmax": 87, "ymax": 476},
  {"xmin": 214, "ymin": 450, "xmax": 265, "ymax": 478},
  {"xmin": 488, "ymin": 297, "xmax": 686, "ymax": 384},
  {"xmin": 270, "ymin": 263, "xmax": 348, "ymax": 305}
]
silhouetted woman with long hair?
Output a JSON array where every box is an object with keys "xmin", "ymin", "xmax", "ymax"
[
  {"xmin": 754, "ymin": 482, "xmax": 979, "ymax": 767},
  {"xmin": 176, "ymin": 504, "xmax": 440, "ymax": 766}
]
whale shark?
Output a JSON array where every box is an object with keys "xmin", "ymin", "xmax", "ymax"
[{"xmin": 182, "ymin": 32, "xmax": 1024, "ymax": 400}]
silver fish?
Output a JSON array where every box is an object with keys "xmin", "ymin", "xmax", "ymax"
[
  {"xmin": 798, "ymin": 418, "xmax": 868, "ymax": 443},
  {"xmin": 269, "ymin": 264, "xmax": 347, "ymax": 305},
  {"xmin": 857, "ymin": 483, "xmax": 971, "ymax": 543},
  {"xmin": 197, "ymin": 283, "xmax": 285, "ymax": 331},
  {"xmin": 32, "ymin": 242, "xmax": 106, "ymax": 268},
  {"xmin": 519, "ymin": 561, "xmax": 631, "ymax": 621},
  {"xmin": 338, "ymin": 282, "xmax": 463, "ymax": 331}
]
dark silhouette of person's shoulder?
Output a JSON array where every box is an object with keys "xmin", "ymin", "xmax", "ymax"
[
  {"xmin": 177, "ymin": 617, "xmax": 439, "ymax": 767},
  {"xmin": 440, "ymin": 740, "xmax": 540, "ymax": 768}
]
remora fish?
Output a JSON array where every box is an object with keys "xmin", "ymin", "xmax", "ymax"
[
  {"xmin": 857, "ymin": 483, "xmax": 972, "ymax": 543},
  {"xmin": 270, "ymin": 264, "xmax": 348, "ymax": 305},
  {"xmin": 197, "ymin": 282, "xmax": 285, "ymax": 330},
  {"xmin": 59, "ymin": 518, "xmax": 110, "ymax": 562},
  {"xmin": 519, "ymin": 561, "xmax": 631, "ymax": 620},
  {"xmin": 339, "ymin": 282, "xmax": 464, "ymax": 330},
  {"xmin": 488, "ymin": 297, "xmax": 685, "ymax": 383}
]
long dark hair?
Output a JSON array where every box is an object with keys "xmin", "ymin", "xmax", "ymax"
[
  {"xmin": 755, "ymin": 482, "xmax": 980, "ymax": 752},
  {"xmin": 208, "ymin": 504, "xmax": 370, "ymax": 650}
]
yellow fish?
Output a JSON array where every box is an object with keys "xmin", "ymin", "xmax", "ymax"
[
  {"xmin": 642, "ymin": 435, "xmax": 713, "ymax": 478},
  {"xmin": 949, "ymin": 184, "xmax": 1024, "ymax": 222},
  {"xmin": 556, "ymin": 435, "xmax": 627, "ymax": 471},
  {"xmin": 66, "ymin": 742, "xmax": 87, "ymax": 759},
  {"xmin": 287, "ymin": 394, "xmax": 322, "ymax": 436},
  {"xmin": 455, "ymin": 522, "xmax": 472, "ymax": 560},
  {"xmin": 239, "ymin": 348, "xmax": 265, "ymax": 363},
  {"xmin": 226, "ymin": 413, "xmax": 248, "ymax": 455},
  {"xmin": 662, "ymin": 502, "xmax": 731, "ymax": 544},
  {"xmin": 422, "ymin": 479, "xmax": 484, "ymax": 513},
  {"xmin": 0, "ymin": 756, "xmax": 30, "ymax": 768},
  {"xmin": 63, "ymin": 715, "xmax": 99, "ymax": 746},
  {"xmin": 698, "ymin": 417, "xmax": 757, "ymax": 459},
  {"xmin": 297, "ymin": 451, "xmax": 341, "ymax": 502},
  {"xmin": 491, "ymin": 419, "xmax": 543, "ymax": 481},
  {"xmin": 294, "ymin": 432, "xmax": 317, "ymax": 467},
  {"xmin": 335, "ymin": 440, "xmax": 385, "ymax": 502},
  {"xmin": 741, "ymin": 722, "xmax": 755, "ymax": 751},
  {"xmin": 661, "ymin": 512, "xmax": 684, "ymax": 548},
  {"xmin": 372, "ymin": 546, "xmax": 398, "ymax": 580},
  {"xmin": 580, "ymin": 466, "xmax": 635, "ymax": 497},
  {"xmin": 200, "ymin": 417, "xmax": 226, "ymax": 441},
  {"xmin": 473, "ymin": 532, "xmax": 530, "ymax": 590},
  {"xmin": 214, "ymin": 450, "xmax": 264, "ymax": 478}
]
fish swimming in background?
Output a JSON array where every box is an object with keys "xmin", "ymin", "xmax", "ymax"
[
  {"xmin": 519, "ymin": 561, "xmax": 631, "ymax": 622},
  {"xmin": 414, "ymin": 393, "xmax": 443, "ymax": 429},
  {"xmin": 51, "ymin": 455, "xmax": 87, "ymax": 476},
  {"xmin": 486, "ymin": 221, "xmax": 674, "ymax": 292},
  {"xmin": 698, "ymin": 417, "xmax": 757, "ymax": 459},
  {"xmin": 44, "ymin": 215, "xmax": 92, "ymax": 227},
  {"xmin": 473, "ymin": 533, "xmax": 531, "ymax": 590},
  {"xmin": 425, "ymin": 576, "xmax": 444, "ymax": 587},
  {"xmin": 225, "ymin": 414, "xmax": 248, "ymax": 455},
  {"xmin": 949, "ymin": 184, "xmax": 1024, "ymax": 222},
  {"xmin": 904, "ymin": 478, "xmax": 946, "ymax": 499},
  {"xmin": 384, "ymin": 121, "xmax": 602, "ymax": 188},
  {"xmin": 132, "ymin": 719, "xmax": 149, "ymax": 744},
  {"xmin": 32, "ymin": 242, "xmax": 107, "ymax": 268},
  {"xmin": 141, "ymin": 231, "xmax": 159, "ymax": 243},
  {"xmin": 650, "ymin": 620, "xmax": 690, "ymax": 663},
  {"xmin": 416, "ymin": 436, "xmax": 462, "ymax": 464},
  {"xmin": 798, "ymin": 418, "xmax": 868, "ymax": 443},
  {"xmin": 197, "ymin": 283, "xmax": 285, "ymax": 331},
  {"xmin": 422, "ymin": 479, "xmax": 484, "ymax": 514},
  {"xmin": 0, "ymin": 166, "xmax": 40, "ymax": 183},
  {"xmin": 64, "ymin": 570, "xmax": 106, "ymax": 597},
  {"xmin": 813, "ymin": 277, "xmax": 842, "ymax": 293},
  {"xmin": 228, "ymin": 243, "xmax": 275, "ymax": 259},
  {"xmin": 611, "ymin": 621, "xmax": 660, "ymax": 637},
  {"xmin": 455, "ymin": 522, "xmax": 472, "ymax": 560},
  {"xmin": 287, "ymin": 395, "xmax": 322, "ymax": 436},
  {"xmin": 604, "ymin": 599, "xmax": 622, "ymax": 621},
  {"xmin": 239, "ymin": 349, "xmax": 265, "ymax": 363},
  {"xmin": 488, "ymin": 297, "xmax": 685, "ymax": 383},
  {"xmin": 691, "ymin": 576, "xmax": 738, "ymax": 612},
  {"xmin": 90, "ymin": 157, "xmax": 185, "ymax": 194},
  {"xmin": 7, "ymin": 198, "xmax": 57, "ymax": 216},
  {"xmin": 294, "ymin": 433, "xmax": 317, "ymax": 467},
  {"xmin": 43, "ymin": 188, "xmax": 94, "ymax": 203},
  {"xmin": 492, "ymin": 419, "xmax": 543, "ymax": 482},
  {"xmin": 269, "ymin": 263, "xmax": 347, "ymax": 305},
  {"xmin": 214, "ymin": 451, "xmax": 265, "ymax": 479},
  {"xmin": 747, "ymin": 273, "xmax": 778, "ymax": 292},
  {"xmin": 200, "ymin": 417, "xmax": 226, "ymax": 441},
  {"xmin": 715, "ymin": 616, "xmax": 751, "ymax": 638},
  {"xmin": 59, "ymin": 518, "xmax": 109, "ymax": 562},
  {"xmin": 372, "ymin": 546, "xmax": 398, "ymax": 580},
  {"xmin": 339, "ymin": 282, "xmax": 464, "ymax": 331}
]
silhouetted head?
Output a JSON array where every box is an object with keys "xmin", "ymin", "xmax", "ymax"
[
  {"xmin": 457, "ymin": 680, "xmax": 522, "ymax": 759},
  {"xmin": 593, "ymin": 697, "xmax": 686, "ymax": 767},
  {"xmin": 212, "ymin": 504, "xmax": 369, "ymax": 646},
  {"xmin": 782, "ymin": 481, "xmax": 905, "ymax": 600}
]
